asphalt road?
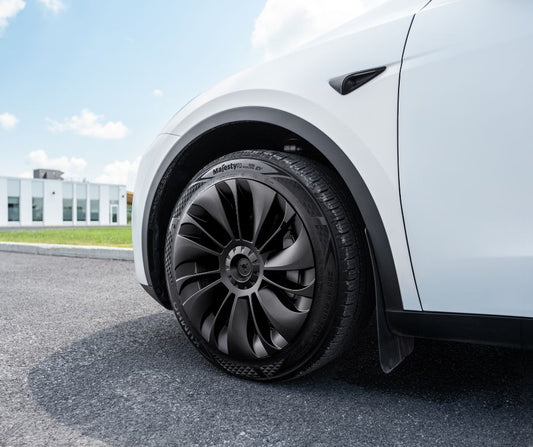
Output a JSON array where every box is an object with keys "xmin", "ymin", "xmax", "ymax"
[{"xmin": 1, "ymin": 252, "xmax": 532, "ymax": 447}]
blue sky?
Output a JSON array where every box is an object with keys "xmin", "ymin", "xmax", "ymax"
[{"xmin": 0, "ymin": 0, "xmax": 376, "ymax": 189}]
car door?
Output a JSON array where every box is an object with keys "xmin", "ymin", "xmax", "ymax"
[{"xmin": 399, "ymin": 0, "xmax": 533, "ymax": 317}]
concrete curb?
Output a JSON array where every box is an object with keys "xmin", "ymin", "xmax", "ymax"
[{"xmin": 0, "ymin": 242, "xmax": 133, "ymax": 261}]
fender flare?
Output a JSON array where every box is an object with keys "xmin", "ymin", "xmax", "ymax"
[{"xmin": 141, "ymin": 106, "xmax": 404, "ymax": 313}]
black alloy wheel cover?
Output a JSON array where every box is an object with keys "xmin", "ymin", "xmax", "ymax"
[
  {"xmin": 165, "ymin": 153, "xmax": 344, "ymax": 381},
  {"xmin": 170, "ymin": 176, "xmax": 316, "ymax": 360}
]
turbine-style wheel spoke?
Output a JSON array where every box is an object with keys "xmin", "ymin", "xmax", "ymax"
[
  {"xmin": 263, "ymin": 275, "xmax": 315, "ymax": 298},
  {"xmin": 180, "ymin": 214, "xmax": 225, "ymax": 249},
  {"xmin": 227, "ymin": 298, "xmax": 255, "ymax": 358},
  {"xmin": 248, "ymin": 181, "xmax": 277, "ymax": 243},
  {"xmin": 215, "ymin": 180, "xmax": 241, "ymax": 239},
  {"xmin": 193, "ymin": 186, "xmax": 236, "ymax": 241},
  {"xmin": 249, "ymin": 293, "xmax": 279, "ymax": 355},
  {"xmin": 257, "ymin": 202, "xmax": 296, "ymax": 253},
  {"xmin": 175, "ymin": 269, "xmax": 220, "ymax": 294},
  {"xmin": 256, "ymin": 287, "xmax": 309, "ymax": 341},
  {"xmin": 182, "ymin": 279, "xmax": 224, "ymax": 327},
  {"xmin": 172, "ymin": 179, "xmax": 316, "ymax": 360},
  {"xmin": 174, "ymin": 233, "xmax": 221, "ymax": 260},
  {"xmin": 208, "ymin": 292, "xmax": 233, "ymax": 344},
  {"xmin": 173, "ymin": 234, "xmax": 221, "ymax": 275},
  {"xmin": 264, "ymin": 227, "xmax": 314, "ymax": 271},
  {"xmin": 235, "ymin": 179, "xmax": 255, "ymax": 242}
]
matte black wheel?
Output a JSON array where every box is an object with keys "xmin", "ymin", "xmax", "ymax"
[{"xmin": 165, "ymin": 150, "xmax": 372, "ymax": 381}]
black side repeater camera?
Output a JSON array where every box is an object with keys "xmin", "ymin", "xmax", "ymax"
[{"xmin": 329, "ymin": 66, "xmax": 386, "ymax": 95}]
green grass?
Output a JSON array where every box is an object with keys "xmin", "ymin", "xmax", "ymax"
[{"xmin": 0, "ymin": 227, "xmax": 132, "ymax": 248}]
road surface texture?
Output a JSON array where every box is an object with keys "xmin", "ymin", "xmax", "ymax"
[{"xmin": 1, "ymin": 252, "xmax": 532, "ymax": 446}]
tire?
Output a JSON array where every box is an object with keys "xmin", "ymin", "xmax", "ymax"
[{"xmin": 164, "ymin": 150, "xmax": 373, "ymax": 381}]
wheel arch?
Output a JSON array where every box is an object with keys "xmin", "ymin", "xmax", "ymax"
[{"xmin": 142, "ymin": 107, "xmax": 403, "ymax": 313}]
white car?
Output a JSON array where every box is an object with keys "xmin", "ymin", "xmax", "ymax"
[{"xmin": 133, "ymin": 0, "xmax": 533, "ymax": 381}]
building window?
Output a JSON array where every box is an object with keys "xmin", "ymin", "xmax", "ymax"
[
  {"xmin": 109, "ymin": 201, "xmax": 118, "ymax": 223},
  {"xmin": 32, "ymin": 181, "xmax": 44, "ymax": 222},
  {"xmin": 8, "ymin": 197, "xmax": 20, "ymax": 222},
  {"xmin": 76, "ymin": 184, "xmax": 87, "ymax": 222},
  {"xmin": 109, "ymin": 186, "xmax": 119, "ymax": 224},
  {"xmin": 63, "ymin": 183, "xmax": 73, "ymax": 222},
  {"xmin": 63, "ymin": 199, "xmax": 73, "ymax": 221},
  {"xmin": 7, "ymin": 179, "xmax": 20, "ymax": 222},
  {"xmin": 90, "ymin": 200, "xmax": 99, "ymax": 221},
  {"xmin": 90, "ymin": 185, "xmax": 99, "ymax": 222},
  {"xmin": 77, "ymin": 199, "xmax": 86, "ymax": 221},
  {"xmin": 32, "ymin": 198, "xmax": 44, "ymax": 222}
]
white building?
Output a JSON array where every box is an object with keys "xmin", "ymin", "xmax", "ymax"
[{"xmin": 0, "ymin": 175, "xmax": 127, "ymax": 227}]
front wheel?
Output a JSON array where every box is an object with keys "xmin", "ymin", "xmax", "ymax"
[{"xmin": 165, "ymin": 150, "xmax": 373, "ymax": 381}]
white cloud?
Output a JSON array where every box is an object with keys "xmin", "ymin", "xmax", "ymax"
[
  {"xmin": 95, "ymin": 157, "xmax": 141, "ymax": 189},
  {"xmin": 252, "ymin": 0, "xmax": 384, "ymax": 59},
  {"xmin": 0, "ymin": 0, "xmax": 25, "ymax": 34},
  {"xmin": 36, "ymin": 0, "xmax": 65, "ymax": 14},
  {"xmin": 47, "ymin": 109, "xmax": 129, "ymax": 140},
  {"xmin": 0, "ymin": 112, "xmax": 18, "ymax": 130},
  {"xmin": 19, "ymin": 170, "xmax": 32, "ymax": 178},
  {"xmin": 26, "ymin": 149, "xmax": 87, "ymax": 179},
  {"xmin": 153, "ymin": 89, "xmax": 163, "ymax": 97}
]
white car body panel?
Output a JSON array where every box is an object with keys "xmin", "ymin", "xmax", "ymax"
[
  {"xmin": 134, "ymin": 0, "xmax": 429, "ymax": 311},
  {"xmin": 400, "ymin": 0, "xmax": 533, "ymax": 317},
  {"xmin": 133, "ymin": 0, "xmax": 533, "ymax": 322}
]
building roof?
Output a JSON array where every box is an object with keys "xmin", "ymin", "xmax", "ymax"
[{"xmin": 0, "ymin": 175, "xmax": 126, "ymax": 188}]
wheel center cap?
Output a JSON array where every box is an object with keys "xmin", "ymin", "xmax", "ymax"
[
  {"xmin": 224, "ymin": 246, "xmax": 260, "ymax": 290},
  {"xmin": 237, "ymin": 257, "xmax": 252, "ymax": 278}
]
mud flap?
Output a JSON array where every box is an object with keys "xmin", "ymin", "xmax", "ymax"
[{"xmin": 365, "ymin": 230, "xmax": 414, "ymax": 373}]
